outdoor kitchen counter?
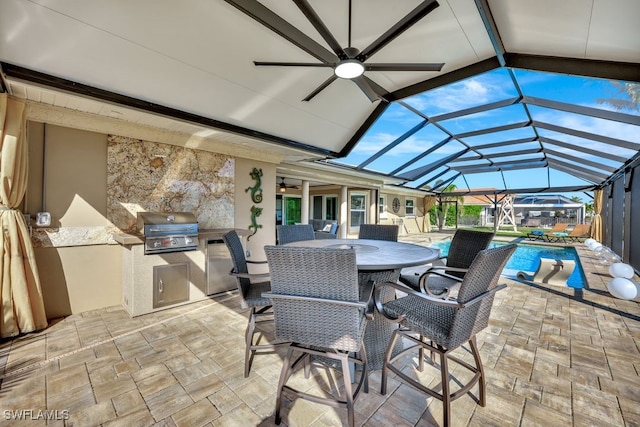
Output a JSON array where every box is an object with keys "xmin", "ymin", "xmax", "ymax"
[
  {"xmin": 113, "ymin": 228, "xmax": 251, "ymax": 245},
  {"xmin": 118, "ymin": 227, "xmax": 254, "ymax": 316}
]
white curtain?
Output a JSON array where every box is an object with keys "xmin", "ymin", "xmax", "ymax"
[{"xmin": 0, "ymin": 93, "xmax": 47, "ymax": 337}]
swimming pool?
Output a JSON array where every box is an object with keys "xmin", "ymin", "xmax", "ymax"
[{"xmin": 430, "ymin": 240, "xmax": 586, "ymax": 288}]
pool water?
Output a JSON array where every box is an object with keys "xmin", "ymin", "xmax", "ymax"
[{"xmin": 430, "ymin": 240, "xmax": 586, "ymax": 288}]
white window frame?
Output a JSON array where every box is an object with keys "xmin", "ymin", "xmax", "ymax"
[
  {"xmin": 379, "ymin": 195, "xmax": 387, "ymax": 219},
  {"xmin": 405, "ymin": 198, "xmax": 415, "ymax": 217},
  {"xmin": 349, "ymin": 192, "xmax": 368, "ymax": 233}
]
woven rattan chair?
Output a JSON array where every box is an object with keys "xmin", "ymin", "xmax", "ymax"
[
  {"xmin": 358, "ymin": 224, "xmax": 399, "ymax": 241},
  {"xmin": 264, "ymin": 245, "xmax": 374, "ymax": 427},
  {"xmin": 222, "ymin": 230, "xmax": 284, "ymax": 377},
  {"xmin": 375, "ymin": 244, "xmax": 516, "ymax": 427},
  {"xmin": 276, "ymin": 224, "xmax": 315, "ymax": 244},
  {"xmin": 399, "ymin": 229, "xmax": 495, "ymax": 299}
]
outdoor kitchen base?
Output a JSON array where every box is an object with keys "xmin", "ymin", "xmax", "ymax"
[{"xmin": 121, "ymin": 243, "xmax": 207, "ymax": 317}]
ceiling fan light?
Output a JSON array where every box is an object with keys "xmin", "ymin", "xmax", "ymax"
[{"xmin": 334, "ymin": 60, "xmax": 365, "ymax": 79}]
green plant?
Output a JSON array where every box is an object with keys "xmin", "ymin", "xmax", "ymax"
[{"xmin": 462, "ymin": 205, "xmax": 482, "ymax": 216}]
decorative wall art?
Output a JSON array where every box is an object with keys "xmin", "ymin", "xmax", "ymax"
[{"xmin": 246, "ymin": 167, "xmax": 263, "ymax": 241}]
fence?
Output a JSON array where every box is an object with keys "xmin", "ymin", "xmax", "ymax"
[{"xmin": 601, "ymin": 159, "xmax": 639, "ymax": 272}]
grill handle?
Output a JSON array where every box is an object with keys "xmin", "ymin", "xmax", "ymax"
[{"xmin": 147, "ymin": 226, "xmax": 196, "ymax": 233}]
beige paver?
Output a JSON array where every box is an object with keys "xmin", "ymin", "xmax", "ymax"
[{"xmin": 1, "ymin": 231, "xmax": 639, "ymax": 426}]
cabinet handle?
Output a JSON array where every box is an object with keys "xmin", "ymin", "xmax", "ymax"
[{"xmin": 159, "ymin": 279, "xmax": 163, "ymax": 293}]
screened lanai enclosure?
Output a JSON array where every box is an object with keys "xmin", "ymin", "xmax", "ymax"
[{"xmin": 330, "ymin": 69, "xmax": 640, "ymax": 195}]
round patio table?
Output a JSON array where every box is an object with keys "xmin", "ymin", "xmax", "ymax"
[{"xmin": 284, "ymin": 238, "xmax": 439, "ymax": 369}]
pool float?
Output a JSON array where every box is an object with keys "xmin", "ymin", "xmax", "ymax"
[{"xmin": 517, "ymin": 257, "xmax": 575, "ymax": 286}]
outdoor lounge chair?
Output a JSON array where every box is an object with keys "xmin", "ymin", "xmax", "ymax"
[
  {"xmin": 566, "ymin": 224, "xmax": 591, "ymax": 242},
  {"xmin": 374, "ymin": 244, "xmax": 516, "ymax": 427},
  {"xmin": 527, "ymin": 223, "xmax": 569, "ymax": 241},
  {"xmin": 314, "ymin": 222, "xmax": 339, "ymax": 239}
]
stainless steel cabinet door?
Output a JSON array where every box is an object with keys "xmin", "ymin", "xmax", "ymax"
[{"xmin": 153, "ymin": 263, "xmax": 189, "ymax": 308}]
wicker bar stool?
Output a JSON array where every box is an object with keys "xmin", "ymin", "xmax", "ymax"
[
  {"xmin": 264, "ymin": 245, "xmax": 374, "ymax": 427},
  {"xmin": 358, "ymin": 224, "xmax": 399, "ymax": 241},
  {"xmin": 375, "ymin": 244, "xmax": 516, "ymax": 427},
  {"xmin": 222, "ymin": 230, "xmax": 286, "ymax": 377},
  {"xmin": 276, "ymin": 224, "xmax": 315, "ymax": 244},
  {"xmin": 400, "ymin": 229, "xmax": 495, "ymax": 299}
]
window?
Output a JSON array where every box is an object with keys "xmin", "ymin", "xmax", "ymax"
[
  {"xmin": 350, "ymin": 193, "xmax": 367, "ymax": 232},
  {"xmin": 405, "ymin": 198, "xmax": 415, "ymax": 217},
  {"xmin": 379, "ymin": 195, "xmax": 387, "ymax": 219}
]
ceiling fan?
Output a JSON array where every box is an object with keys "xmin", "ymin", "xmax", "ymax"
[
  {"xmin": 279, "ymin": 177, "xmax": 300, "ymax": 193},
  {"xmin": 225, "ymin": 0, "xmax": 444, "ymax": 102}
]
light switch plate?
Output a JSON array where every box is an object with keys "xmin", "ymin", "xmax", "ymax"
[{"xmin": 36, "ymin": 212, "xmax": 51, "ymax": 227}]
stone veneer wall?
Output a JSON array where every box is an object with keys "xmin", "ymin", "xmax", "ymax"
[
  {"xmin": 31, "ymin": 134, "xmax": 235, "ymax": 248},
  {"xmin": 107, "ymin": 135, "xmax": 234, "ymax": 233}
]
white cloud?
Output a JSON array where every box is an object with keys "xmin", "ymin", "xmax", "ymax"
[
  {"xmin": 403, "ymin": 72, "xmax": 512, "ymax": 115},
  {"xmin": 353, "ymin": 132, "xmax": 464, "ymax": 157},
  {"xmin": 533, "ymin": 108, "xmax": 640, "ymax": 156}
]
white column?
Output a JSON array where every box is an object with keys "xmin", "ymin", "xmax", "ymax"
[
  {"xmin": 340, "ymin": 185, "xmax": 348, "ymax": 238},
  {"xmin": 369, "ymin": 189, "xmax": 378, "ymax": 224},
  {"xmin": 301, "ymin": 180, "xmax": 310, "ymax": 224}
]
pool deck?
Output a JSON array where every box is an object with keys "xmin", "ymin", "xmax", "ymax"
[{"xmin": 0, "ymin": 230, "xmax": 638, "ymax": 426}]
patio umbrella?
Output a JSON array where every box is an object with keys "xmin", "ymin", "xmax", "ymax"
[
  {"xmin": 0, "ymin": 94, "xmax": 47, "ymax": 338},
  {"xmin": 590, "ymin": 188, "xmax": 603, "ymax": 242}
]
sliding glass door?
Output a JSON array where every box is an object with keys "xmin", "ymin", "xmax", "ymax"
[{"xmin": 283, "ymin": 196, "xmax": 302, "ymax": 225}]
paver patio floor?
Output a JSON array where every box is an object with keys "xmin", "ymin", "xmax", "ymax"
[{"xmin": 1, "ymin": 232, "xmax": 639, "ymax": 426}]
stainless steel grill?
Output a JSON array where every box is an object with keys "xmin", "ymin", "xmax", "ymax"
[{"xmin": 137, "ymin": 212, "xmax": 199, "ymax": 255}]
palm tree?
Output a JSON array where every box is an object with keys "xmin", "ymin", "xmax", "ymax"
[
  {"xmin": 597, "ymin": 82, "xmax": 640, "ymax": 111},
  {"xmin": 585, "ymin": 201, "xmax": 594, "ymax": 218},
  {"xmin": 436, "ymin": 183, "xmax": 462, "ymax": 231}
]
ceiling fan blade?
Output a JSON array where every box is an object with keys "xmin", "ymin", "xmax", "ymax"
[
  {"xmin": 365, "ymin": 62, "xmax": 445, "ymax": 72},
  {"xmin": 293, "ymin": 0, "xmax": 346, "ymax": 59},
  {"xmin": 352, "ymin": 76, "xmax": 382, "ymax": 102},
  {"xmin": 223, "ymin": 0, "xmax": 338, "ymax": 64},
  {"xmin": 254, "ymin": 61, "xmax": 334, "ymax": 68},
  {"xmin": 303, "ymin": 75, "xmax": 338, "ymax": 102},
  {"xmin": 358, "ymin": 0, "xmax": 440, "ymax": 62}
]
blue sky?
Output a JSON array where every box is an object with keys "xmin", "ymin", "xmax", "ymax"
[{"xmin": 333, "ymin": 68, "xmax": 640, "ymax": 203}]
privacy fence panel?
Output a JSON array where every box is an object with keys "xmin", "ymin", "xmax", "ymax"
[
  {"xmin": 610, "ymin": 177, "xmax": 625, "ymax": 257},
  {"xmin": 630, "ymin": 165, "xmax": 640, "ymax": 272},
  {"xmin": 602, "ymin": 184, "xmax": 612, "ymax": 249}
]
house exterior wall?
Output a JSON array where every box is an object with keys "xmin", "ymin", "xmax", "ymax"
[{"xmin": 379, "ymin": 193, "xmax": 428, "ymax": 234}]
